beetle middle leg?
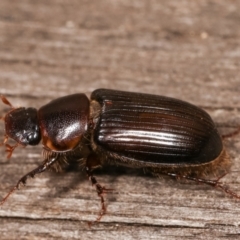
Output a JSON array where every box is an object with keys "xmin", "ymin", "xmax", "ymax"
[
  {"xmin": 86, "ymin": 154, "xmax": 113, "ymax": 225},
  {"xmin": 166, "ymin": 172, "xmax": 240, "ymax": 199},
  {"xmin": 0, "ymin": 157, "xmax": 58, "ymax": 205}
]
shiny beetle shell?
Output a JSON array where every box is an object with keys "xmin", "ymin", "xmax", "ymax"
[
  {"xmin": 90, "ymin": 89, "xmax": 227, "ymax": 176},
  {"xmin": 38, "ymin": 93, "xmax": 89, "ymax": 152}
]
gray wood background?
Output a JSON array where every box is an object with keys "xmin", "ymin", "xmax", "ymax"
[{"xmin": 0, "ymin": 0, "xmax": 240, "ymax": 239}]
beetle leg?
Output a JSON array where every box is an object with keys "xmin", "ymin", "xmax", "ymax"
[
  {"xmin": 222, "ymin": 126, "xmax": 240, "ymax": 139},
  {"xmin": 167, "ymin": 172, "xmax": 240, "ymax": 199},
  {"xmin": 0, "ymin": 157, "xmax": 58, "ymax": 206},
  {"xmin": 86, "ymin": 154, "xmax": 113, "ymax": 225}
]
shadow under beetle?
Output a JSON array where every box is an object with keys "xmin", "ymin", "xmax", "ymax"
[{"xmin": 0, "ymin": 89, "xmax": 240, "ymax": 223}]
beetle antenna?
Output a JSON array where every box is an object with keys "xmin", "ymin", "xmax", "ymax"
[
  {"xmin": 0, "ymin": 95, "xmax": 14, "ymax": 122},
  {"xmin": 0, "ymin": 135, "xmax": 20, "ymax": 159},
  {"xmin": 0, "ymin": 95, "xmax": 13, "ymax": 108},
  {"xmin": 0, "ymin": 135, "xmax": 8, "ymax": 146},
  {"xmin": 5, "ymin": 143, "xmax": 19, "ymax": 159}
]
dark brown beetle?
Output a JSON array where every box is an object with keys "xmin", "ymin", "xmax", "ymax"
[{"xmin": 0, "ymin": 89, "xmax": 240, "ymax": 223}]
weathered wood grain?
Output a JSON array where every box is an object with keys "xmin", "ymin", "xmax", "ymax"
[{"xmin": 0, "ymin": 0, "xmax": 240, "ymax": 239}]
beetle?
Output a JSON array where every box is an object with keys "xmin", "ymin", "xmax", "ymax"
[{"xmin": 0, "ymin": 88, "xmax": 240, "ymax": 223}]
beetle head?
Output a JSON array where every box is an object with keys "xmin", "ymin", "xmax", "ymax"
[{"xmin": 0, "ymin": 96, "xmax": 41, "ymax": 158}]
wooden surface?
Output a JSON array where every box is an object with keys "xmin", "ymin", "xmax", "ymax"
[{"xmin": 0, "ymin": 0, "xmax": 240, "ymax": 239}]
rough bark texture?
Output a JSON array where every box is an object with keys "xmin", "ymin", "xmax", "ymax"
[{"xmin": 0, "ymin": 1, "xmax": 240, "ymax": 239}]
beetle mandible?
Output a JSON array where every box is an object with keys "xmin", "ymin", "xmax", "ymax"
[{"xmin": 0, "ymin": 88, "xmax": 240, "ymax": 223}]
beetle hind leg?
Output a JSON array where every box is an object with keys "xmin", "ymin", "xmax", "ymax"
[
  {"xmin": 222, "ymin": 125, "xmax": 240, "ymax": 139},
  {"xmin": 166, "ymin": 172, "xmax": 240, "ymax": 199}
]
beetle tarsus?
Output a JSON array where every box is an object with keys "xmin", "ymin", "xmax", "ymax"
[
  {"xmin": 86, "ymin": 167, "xmax": 113, "ymax": 225},
  {"xmin": 0, "ymin": 186, "xmax": 17, "ymax": 206},
  {"xmin": 222, "ymin": 126, "xmax": 240, "ymax": 139},
  {"xmin": 85, "ymin": 154, "xmax": 113, "ymax": 224},
  {"xmin": 88, "ymin": 184, "xmax": 107, "ymax": 227},
  {"xmin": 0, "ymin": 157, "xmax": 58, "ymax": 206},
  {"xmin": 167, "ymin": 172, "xmax": 240, "ymax": 199}
]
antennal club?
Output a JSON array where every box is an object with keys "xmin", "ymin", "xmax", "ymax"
[
  {"xmin": 0, "ymin": 95, "xmax": 19, "ymax": 158},
  {"xmin": 0, "ymin": 95, "xmax": 13, "ymax": 108}
]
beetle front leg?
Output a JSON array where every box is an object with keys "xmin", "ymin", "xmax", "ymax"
[
  {"xmin": 0, "ymin": 157, "xmax": 58, "ymax": 205},
  {"xmin": 86, "ymin": 154, "xmax": 113, "ymax": 225}
]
